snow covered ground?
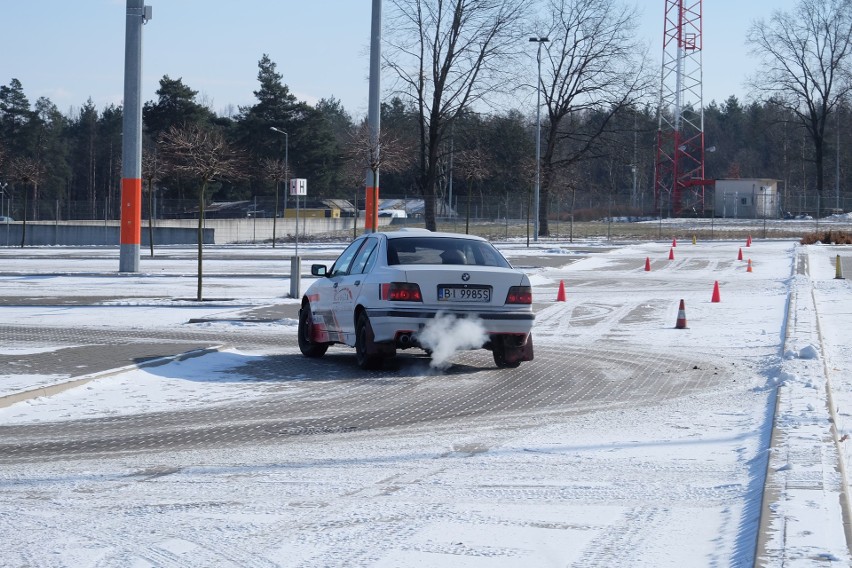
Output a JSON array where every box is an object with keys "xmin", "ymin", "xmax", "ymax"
[{"xmin": 1, "ymin": 236, "xmax": 851, "ymax": 567}]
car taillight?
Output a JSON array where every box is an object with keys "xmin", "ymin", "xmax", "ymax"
[
  {"xmin": 505, "ymin": 286, "xmax": 532, "ymax": 304},
  {"xmin": 381, "ymin": 282, "xmax": 423, "ymax": 302}
]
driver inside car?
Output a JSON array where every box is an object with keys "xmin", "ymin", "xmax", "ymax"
[{"xmin": 440, "ymin": 248, "xmax": 466, "ymax": 265}]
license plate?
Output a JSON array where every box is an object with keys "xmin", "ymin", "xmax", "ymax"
[{"xmin": 438, "ymin": 285, "xmax": 491, "ymax": 302}]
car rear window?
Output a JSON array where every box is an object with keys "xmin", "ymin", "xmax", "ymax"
[{"xmin": 386, "ymin": 237, "xmax": 511, "ymax": 268}]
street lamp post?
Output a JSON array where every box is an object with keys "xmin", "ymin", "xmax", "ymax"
[
  {"xmin": 270, "ymin": 127, "xmax": 289, "ymax": 249},
  {"xmin": 271, "ymin": 126, "xmax": 300, "ymax": 297},
  {"xmin": 0, "ymin": 182, "xmax": 8, "ymax": 218},
  {"xmin": 530, "ymin": 36, "xmax": 549, "ymax": 243}
]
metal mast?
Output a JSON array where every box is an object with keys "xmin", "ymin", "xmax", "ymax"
[
  {"xmin": 365, "ymin": 0, "xmax": 382, "ymax": 233},
  {"xmin": 119, "ymin": 0, "xmax": 151, "ymax": 272},
  {"xmin": 654, "ymin": 0, "xmax": 707, "ymax": 217}
]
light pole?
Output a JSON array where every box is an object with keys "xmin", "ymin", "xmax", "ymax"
[
  {"xmin": 270, "ymin": 127, "xmax": 288, "ymax": 249},
  {"xmin": 119, "ymin": 0, "xmax": 152, "ymax": 273},
  {"xmin": 271, "ymin": 126, "xmax": 301, "ymax": 297},
  {"xmin": 836, "ymin": 107, "xmax": 841, "ymax": 211},
  {"xmin": 366, "ymin": 0, "xmax": 382, "ymax": 233},
  {"xmin": 0, "ymin": 182, "xmax": 8, "ymax": 218},
  {"xmin": 530, "ymin": 36, "xmax": 549, "ymax": 243}
]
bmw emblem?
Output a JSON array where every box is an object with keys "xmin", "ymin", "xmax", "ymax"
[{"xmin": 461, "ymin": 273, "xmax": 470, "ymax": 281}]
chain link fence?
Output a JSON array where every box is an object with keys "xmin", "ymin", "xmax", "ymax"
[{"xmin": 1, "ymin": 189, "xmax": 850, "ymax": 225}]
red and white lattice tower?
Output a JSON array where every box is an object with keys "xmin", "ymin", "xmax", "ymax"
[{"xmin": 654, "ymin": 0, "xmax": 710, "ymax": 217}]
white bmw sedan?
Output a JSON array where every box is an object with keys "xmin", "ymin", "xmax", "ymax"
[{"xmin": 298, "ymin": 229, "xmax": 535, "ymax": 369}]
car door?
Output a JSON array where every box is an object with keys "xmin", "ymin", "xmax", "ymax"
[
  {"xmin": 331, "ymin": 236, "xmax": 379, "ymax": 342},
  {"xmin": 313, "ymin": 238, "xmax": 365, "ymax": 341}
]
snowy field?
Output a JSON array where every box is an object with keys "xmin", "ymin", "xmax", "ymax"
[{"xmin": 1, "ymin": 235, "xmax": 851, "ymax": 567}]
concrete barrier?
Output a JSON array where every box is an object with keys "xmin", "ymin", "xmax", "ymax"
[
  {"xmin": 0, "ymin": 217, "xmax": 391, "ymax": 247},
  {"xmin": 0, "ymin": 222, "xmax": 212, "ymax": 247}
]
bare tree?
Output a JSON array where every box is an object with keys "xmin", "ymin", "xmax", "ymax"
[
  {"xmin": 517, "ymin": 155, "xmax": 537, "ymax": 244},
  {"xmin": 142, "ymin": 146, "xmax": 164, "ymax": 258},
  {"xmin": 343, "ymin": 120, "xmax": 414, "ymax": 230},
  {"xmin": 159, "ymin": 124, "xmax": 246, "ymax": 301},
  {"xmin": 385, "ymin": 0, "xmax": 531, "ymax": 231},
  {"xmin": 748, "ymin": 0, "xmax": 852, "ymax": 202},
  {"xmin": 260, "ymin": 157, "xmax": 290, "ymax": 247},
  {"xmin": 455, "ymin": 147, "xmax": 490, "ymax": 233},
  {"xmin": 338, "ymin": 153, "xmax": 366, "ymax": 239},
  {"xmin": 536, "ymin": 0, "xmax": 650, "ymax": 235},
  {"xmin": 9, "ymin": 156, "xmax": 44, "ymax": 248}
]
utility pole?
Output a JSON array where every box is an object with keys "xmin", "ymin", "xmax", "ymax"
[
  {"xmin": 530, "ymin": 36, "xmax": 549, "ymax": 241},
  {"xmin": 365, "ymin": 0, "xmax": 381, "ymax": 233},
  {"xmin": 837, "ymin": 106, "xmax": 841, "ymax": 211},
  {"xmin": 119, "ymin": 0, "xmax": 151, "ymax": 272}
]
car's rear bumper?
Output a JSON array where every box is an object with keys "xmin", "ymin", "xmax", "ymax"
[{"xmin": 366, "ymin": 307, "xmax": 534, "ymax": 343}]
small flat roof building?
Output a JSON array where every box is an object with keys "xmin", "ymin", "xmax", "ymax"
[{"xmin": 713, "ymin": 179, "xmax": 778, "ymax": 219}]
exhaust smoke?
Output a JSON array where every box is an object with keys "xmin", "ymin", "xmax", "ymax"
[{"xmin": 417, "ymin": 312, "xmax": 488, "ymax": 370}]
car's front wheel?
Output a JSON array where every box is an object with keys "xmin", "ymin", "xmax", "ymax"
[
  {"xmin": 355, "ymin": 312, "xmax": 384, "ymax": 370},
  {"xmin": 298, "ymin": 305, "xmax": 329, "ymax": 358}
]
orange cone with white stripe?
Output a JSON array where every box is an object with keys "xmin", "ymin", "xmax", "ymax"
[
  {"xmin": 747, "ymin": 259, "xmax": 753, "ymax": 273},
  {"xmin": 675, "ymin": 299, "xmax": 687, "ymax": 329}
]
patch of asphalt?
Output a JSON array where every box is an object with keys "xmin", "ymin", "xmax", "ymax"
[
  {"xmin": 0, "ymin": 345, "xmax": 725, "ymax": 463},
  {"xmin": 0, "ymin": 346, "xmax": 224, "ymax": 410}
]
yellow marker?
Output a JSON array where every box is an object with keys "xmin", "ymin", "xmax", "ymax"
[
  {"xmin": 692, "ymin": 235, "xmax": 697, "ymax": 245},
  {"xmin": 836, "ymin": 254, "xmax": 845, "ymax": 280}
]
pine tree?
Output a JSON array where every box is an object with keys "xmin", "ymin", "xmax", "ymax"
[
  {"xmin": 0, "ymin": 78, "xmax": 36, "ymax": 157},
  {"xmin": 143, "ymin": 76, "xmax": 214, "ymax": 138}
]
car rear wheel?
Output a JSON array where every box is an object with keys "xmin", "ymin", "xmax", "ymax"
[
  {"xmin": 355, "ymin": 312, "xmax": 384, "ymax": 370},
  {"xmin": 298, "ymin": 305, "xmax": 329, "ymax": 358},
  {"xmin": 492, "ymin": 336, "xmax": 523, "ymax": 369}
]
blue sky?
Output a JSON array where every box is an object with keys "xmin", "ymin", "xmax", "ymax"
[{"xmin": 2, "ymin": 0, "xmax": 797, "ymax": 119}]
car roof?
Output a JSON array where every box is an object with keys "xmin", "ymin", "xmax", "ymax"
[{"xmin": 379, "ymin": 229, "xmax": 489, "ymax": 242}]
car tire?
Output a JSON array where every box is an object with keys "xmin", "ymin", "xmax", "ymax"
[
  {"xmin": 355, "ymin": 312, "xmax": 383, "ymax": 370},
  {"xmin": 298, "ymin": 305, "xmax": 329, "ymax": 358},
  {"xmin": 492, "ymin": 336, "xmax": 522, "ymax": 369}
]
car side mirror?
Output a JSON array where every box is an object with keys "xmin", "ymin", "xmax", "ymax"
[{"xmin": 311, "ymin": 264, "xmax": 328, "ymax": 277}]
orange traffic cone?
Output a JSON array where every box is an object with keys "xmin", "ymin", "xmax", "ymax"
[
  {"xmin": 737, "ymin": 247, "xmax": 743, "ymax": 261},
  {"xmin": 711, "ymin": 280, "xmax": 721, "ymax": 303},
  {"xmin": 644, "ymin": 257, "xmax": 652, "ymax": 271},
  {"xmin": 672, "ymin": 237, "xmax": 677, "ymax": 248},
  {"xmin": 556, "ymin": 280, "xmax": 566, "ymax": 302},
  {"xmin": 675, "ymin": 299, "xmax": 687, "ymax": 329},
  {"xmin": 747, "ymin": 259, "xmax": 753, "ymax": 273},
  {"xmin": 669, "ymin": 247, "xmax": 675, "ymax": 260}
]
